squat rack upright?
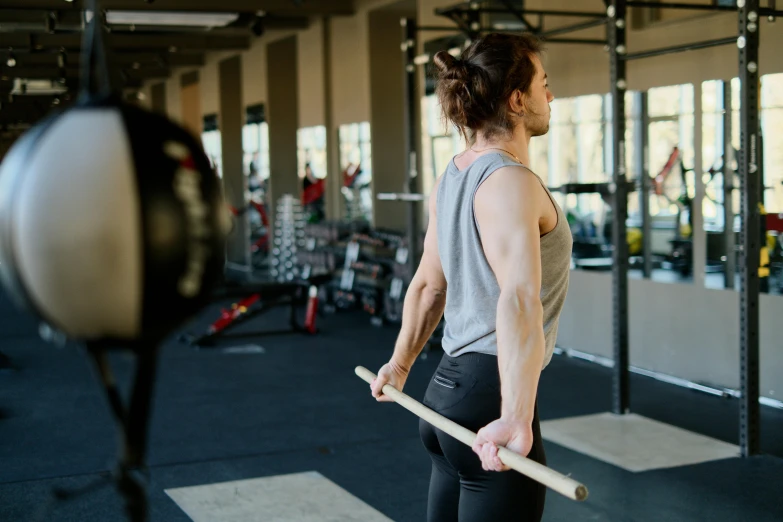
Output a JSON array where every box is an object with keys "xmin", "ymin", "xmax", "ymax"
[
  {"xmin": 605, "ymin": 0, "xmax": 781, "ymax": 458},
  {"xmin": 401, "ymin": 0, "xmax": 782, "ymax": 458}
]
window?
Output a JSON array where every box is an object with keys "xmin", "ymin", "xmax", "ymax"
[
  {"xmin": 201, "ymin": 113, "xmax": 222, "ymax": 178},
  {"xmin": 761, "ymin": 73, "xmax": 783, "ymax": 213},
  {"xmin": 243, "ymin": 104, "xmax": 269, "ymax": 183},
  {"xmin": 547, "ymin": 94, "xmax": 611, "ymax": 216},
  {"xmin": 702, "ymin": 74, "xmax": 783, "ymax": 214},
  {"xmin": 297, "ymin": 126, "xmax": 328, "ymax": 180},
  {"xmin": 421, "ymin": 94, "xmax": 463, "ymax": 200},
  {"xmin": 701, "ymin": 79, "xmax": 740, "ymax": 228},
  {"xmin": 339, "ymin": 122, "xmax": 373, "ymax": 221},
  {"xmin": 647, "ymin": 84, "xmax": 695, "ymax": 220}
]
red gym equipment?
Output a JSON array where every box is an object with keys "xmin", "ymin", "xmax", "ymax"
[{"xmin": 180, "ymin": 278, "xmax": 328, "ymax": 347}]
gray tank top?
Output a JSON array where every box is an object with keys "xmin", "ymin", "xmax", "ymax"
[{"xmin": 436, "ymin": 152, "xmax": 572, "ymax": 368}]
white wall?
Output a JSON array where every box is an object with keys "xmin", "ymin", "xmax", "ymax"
[{"xmin": 557, "ymin": 270, "xmax": 783, "ymax": 400}]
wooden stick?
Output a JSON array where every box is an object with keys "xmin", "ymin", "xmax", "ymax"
[{"xmin": 355, "ymin": 366, "xmax": 589, "ymax": 502}]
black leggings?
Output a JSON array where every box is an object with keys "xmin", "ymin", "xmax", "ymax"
[{"xmin": 419, "ymin": 352, "xmax": 546, "ymax": 522}]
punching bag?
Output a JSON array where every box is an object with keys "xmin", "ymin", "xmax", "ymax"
[{"xmin": 0, "ymin": 96, "xmax": 230, "ymax": 344}]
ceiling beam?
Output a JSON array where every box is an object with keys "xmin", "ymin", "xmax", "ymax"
[
  {"xmin": 52, "ymin": 32, "xmax": 250, "ymax": 51},
  {"xmin": 0, "ymin": 64, "xmax": 171, "ymax": 81},
  {"xmin": 0, "ymin": 32, "xmax": 251, "ymax": 52},
  {"xmin": 244, "ymin": 15, "xmax": 311, "ymax": 31},
  {"xmin": 0, "ymin": 9, "xmax": 83, "ymax": 31},
  {"xmin": 0, "ymin": 50, "xmax": 205, "ymax": 68},
  {"xmin": 0, "ymin": 1, "xmax": 355, "ymax": 16}
]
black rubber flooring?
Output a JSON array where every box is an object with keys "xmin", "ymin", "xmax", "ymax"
[{"xmin": 1, "ymin": 290, "xmax": 782, "ymax": 521}]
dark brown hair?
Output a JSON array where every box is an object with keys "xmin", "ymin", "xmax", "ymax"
[{"xmin": 433, "ymin": 33, "xmax": 543, "ymax": 142}]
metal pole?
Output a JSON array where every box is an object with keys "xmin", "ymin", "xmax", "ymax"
[
  {"xmin": 538, "ymin": 18, "xmax": 608, "ymax": 38},
  {"xmin": 609, "ymin": 0, "xmax": 630, "ymax": 415},
  {"xmin": 738, "ymin": 0, "xmax": 761, "ymax": 458},
  {"xmin": 435, "ymin": 7, "xmax": 607, "ymax": 18},
  {"xmin": 722, "ymin": 80, "xmax": 735, "ymax": 289},
  {"xmin": 542, "ymin": 38, "xmax": 608, "ymax": 45},
  {"xmin": 623, "ymin": 36, "xmax": 736, "ymax": 61},
  {"xmin": 402, "ymin": 18, "xmax": 421, "ymax": 275},
  {"xmin": 637, "ymin": 91, "xmax": 652, "ymax": 279},
  {"xmin": 626, "ymin": 1, "xmax": 737, "ymax": 12},
  {"xmin": 498, "ymin": 0, "xmax": 539, "ymax": 32}
]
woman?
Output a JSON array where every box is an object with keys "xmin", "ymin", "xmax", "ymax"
[{"xmin": 370, "ymin": 33, "xmax": 572, "ymax": 521}]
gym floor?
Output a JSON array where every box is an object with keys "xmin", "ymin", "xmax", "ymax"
[{"xmin": 1, "ymin": 293, "xmax": 782, "ymax": 522}]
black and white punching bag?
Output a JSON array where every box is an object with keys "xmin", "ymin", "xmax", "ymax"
[{"xmin": 0, "ymin": 97, "xmax": 230, "ymax": 344}]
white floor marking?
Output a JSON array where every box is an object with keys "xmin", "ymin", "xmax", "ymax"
[
  {"xmin": 541, "ymin": 412, "xmax": 739, "ymax": 472},
  {"xmin": 165, "ymin": 471, "xmax": 394, "ymax": 522}
]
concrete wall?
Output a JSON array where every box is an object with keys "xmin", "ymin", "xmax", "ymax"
[{"xmin": 557, "ymin": 270, "xmax": 783, "ymax": 400}]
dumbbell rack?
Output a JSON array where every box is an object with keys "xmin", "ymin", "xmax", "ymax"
[
  {"xmin": 269, "ymin": 195, "xmax": 306, "ymax": 283},
  {"xmin": 328, "ymin": 231, "xmax": 405, "ymax": 326}
]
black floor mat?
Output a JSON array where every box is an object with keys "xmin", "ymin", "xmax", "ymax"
[{"xmin": 1, "ymin": 301, "xmax": 782, "ymax": 522}]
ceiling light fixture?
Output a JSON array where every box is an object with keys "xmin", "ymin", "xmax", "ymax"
[
  {"xmin": 11, "ymin": 79, "xmax": 68, "ymax": 96},
  {"xmin": 105, "ymin": 11, "xmax": 239, "ymax": 28}
]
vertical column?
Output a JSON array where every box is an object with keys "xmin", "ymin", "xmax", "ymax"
[
  {"xmin": 608, "ymin": 0, "xmax": 629, "ymax": 416},
  {"xmin": 267, "ymin": 37, "xmax": 301, "ymax": 228},
  {"xmin": 722, "ymin": 81, "xmax": 736, "ymax": 288},
  {"xmin": 369, "ymin": 10, "xmax": 409, "ymax": 232},
  {"xmin": 150, "ymin": 82, "xmax": 166, "ymax": 114},
  {"xmin": 180, "ymin": 72, "xmax": 202, "ymax": 138},
  {"xmin": 219, "ymin": 55, "xmax": 249, "ymax": 271},
  {"xmin": 636, "ymin": 91, "xmax": 652, "ymax": 278},
  {"xmin": 693, "ymin": 85, "xmax": 707, "ymax": 286},
  {"xmin": 738, "ymin": 0, "xmax": 761, "ymax": 458},
  {"xmin": 323, "ymin": 17, "xmax": 341, "ymax": 221},
  {"xmin": 402, "ymin": 18, "xmax": 421, "ymax": 274}
]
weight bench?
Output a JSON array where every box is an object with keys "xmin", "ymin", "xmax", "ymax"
[{"xmin": 181, "ymin": 275, "xmax": 331, "ymax": 347}]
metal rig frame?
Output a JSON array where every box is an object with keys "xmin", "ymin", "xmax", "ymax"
[{"xmin": 401, "ymin": 0, "xmax": 783, "ymax": 458}]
